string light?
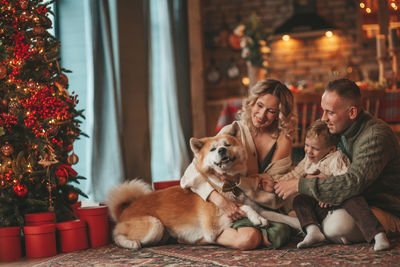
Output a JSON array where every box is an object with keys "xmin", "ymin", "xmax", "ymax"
[
  {"xmin": 366, "ymin": 7, "xmax": 371, "ymax": 13},
  {"xmin": 360, "ymin": 2, "xmax": 365, "ymax": 8},
  {"xmin": 282, "ymin": 34, "xmax": 290, "ymax": 41},
  {"xmin": 242, "ymin": 77, "xmax": 250, "ymax": 86}
]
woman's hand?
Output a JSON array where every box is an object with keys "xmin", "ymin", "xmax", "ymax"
[
  {"xmin": 207, "ymin": 191, "xmax": 246, "ymax": 222},
  {"xmin": 274, "ymin": 178, "xmax": 299, "ymax": 200},
  {"xmin": 257, "ymin": 176, "xmax": 275, "ymax": 193}
]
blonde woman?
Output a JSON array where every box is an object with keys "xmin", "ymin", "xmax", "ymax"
[{"xmin": 181, "ymin": 79, "xmax": 297, "ymax": 249}]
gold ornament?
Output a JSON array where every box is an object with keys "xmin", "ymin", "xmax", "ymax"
[
  {"xmin": 67, "ymin": 152, "xmax": 79, "ymax": 165},
  {"xmin": 19, "ymin": 0, "xmax": 28, "ymax": 9},
  {"xmin": 8, "ymin": 100, "xmax": 21, "ymax": 115},
  {"xmin": 33, "ymin": 27, "xmax": 45, "ymax": 35},
  {"xmin": 1, "ymin": 143, "xmax": 14, "ymax": 156},
  {"xmin": 57, "ymin": 74, "xmax": 69, "ymax": 87},
  {"xmin": 0, "ymin": 64, "xmax": 6, "ymax": 79}
]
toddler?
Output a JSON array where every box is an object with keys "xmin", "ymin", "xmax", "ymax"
[{"xmin": 273, "ymin": 119, "xmax": 390, "ymax": 251}]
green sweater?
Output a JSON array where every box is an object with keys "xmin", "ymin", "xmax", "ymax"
[{"xmin": 299, "ymin": 111, "xmax": 400, "ymax": 218}]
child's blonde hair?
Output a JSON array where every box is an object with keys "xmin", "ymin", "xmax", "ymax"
[{"xmin": 306, "ymin": 119, "xmax": 338, "ymax": 147}]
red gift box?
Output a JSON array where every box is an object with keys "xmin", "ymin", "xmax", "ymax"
[
  {"xmin": 24, "ymin": 223, "xmax": 57, "ymax": 258},
  {"xmin": 99, "ymin": 203, "xmax": 115, "ymax": 242},
  {"xmin": 24, "ymin": 212, "xmax": 55, "ymax": 226},
  {"xmin": 0, "ymin": 226, "xmax": 22, "ymax": 262},
  {"xmin": 78, "ymin": 206, "xmax": 109, "ymax": 247},
  {"xmin": 153, "ymin": 180, "xmax": 180, "ymax": 190},
  {"xmin": 56, "ymin": 220, "xmax": 88, "ymax": 253}
]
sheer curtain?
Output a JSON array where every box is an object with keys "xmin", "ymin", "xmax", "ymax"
[
  {"xmin": 149, "ymin": 0, "xmax": 190, "ymax": 182},
  {"xmin": 57, "ymin": 0, "xmax": 124, "ymax": 201}
]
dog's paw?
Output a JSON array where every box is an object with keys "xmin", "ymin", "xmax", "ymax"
[
  {"xmin": 114, "ymin": 235, "xmax": 141, "ymax": 250},
  {"xmin": 258, "ymin": 216, "xmax": 268, "ymax": 227},
  {"xmin": 249, "ymin": 215, "xmax": 268, "ymax": 227}
]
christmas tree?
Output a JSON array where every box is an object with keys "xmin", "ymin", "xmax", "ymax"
[{"xmin": 0, "ymin": 0, "xmax": 87, "ymax": 227}]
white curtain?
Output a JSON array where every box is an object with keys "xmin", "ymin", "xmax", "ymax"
[
  {"xmin": 149, "ymin": 0, "xmax": 190, "ymax": 181},
  {"xmin": 57, "ymin": 0, "xmax": 124, "ymax": 201}
]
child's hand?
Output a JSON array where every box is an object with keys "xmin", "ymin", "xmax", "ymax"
[{"xmin": 318, "ymin": 201, "xmax": 332, "ymax": 208}]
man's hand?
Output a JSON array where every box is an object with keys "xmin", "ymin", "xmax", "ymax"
[
  {"xmin": 207, "ymin": 191, "xmax": 246, "ymax": 222},
  {"xmin": 274, "ymin": 178, "xmax": 299, "ymax": 200}
]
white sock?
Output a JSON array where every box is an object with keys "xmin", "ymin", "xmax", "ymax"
[
  {"xmin": 297, "ymin": 224, "xmax": 326, "ymax": 249},
  {"xmin": 374, "ymin": 232, "xmax": 390, "ymax": 251}
]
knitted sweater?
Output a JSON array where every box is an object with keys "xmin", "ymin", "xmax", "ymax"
[
  {"xmin": 277, "ymin": 150, "xmax": 350, "ymax": 182},
  {"xmin": 299, "ymin": 111, "xmax": 400, "ymax": 218}
]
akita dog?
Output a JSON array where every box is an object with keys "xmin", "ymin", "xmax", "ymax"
[{"xmin": 107, "ymin": 123, "xmax": 300, "ymax": 250}]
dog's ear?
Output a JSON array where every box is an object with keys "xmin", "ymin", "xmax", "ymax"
[
  {"xmin": 227, "ymin": 121, "xmax": 241, "ymax": 139},
  {"xmin": 190, "ymin": 138, "xmax": 205, "ymax": 154}
]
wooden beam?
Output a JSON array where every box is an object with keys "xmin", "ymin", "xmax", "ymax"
[
  {"xmin": 187, "ymin": 0, "xmax": 206, "ymax": 138},
  {"xmin": 377, "ymin": 0, "xmax": 389, "ymax": 35}
]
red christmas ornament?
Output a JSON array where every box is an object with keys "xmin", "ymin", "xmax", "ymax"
[
  {"xmin": 66, "ymin": 144, "xmax": 73, "ymax": 152},
  {"xmin": 67, "ymin": 191, "xmax": 78, "ymax": 204},
  {"xmin": 14, "ymin": 184, "xmax": 28, "ymax": 197},
  {"xmin": 1, "ymin": 143, "xmax": 14, "ymax": 156},
  {"xmin": 0, "ymin": 64, "xmax": 7, "ymax": 79},
  {"xmin": 58, "ymin": 176, "xmax": 67, "ymax": 186}
]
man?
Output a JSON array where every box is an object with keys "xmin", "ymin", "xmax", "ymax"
[{"xmin": 274, "ymin": 78, "xmax": 400, "ymax": 247}]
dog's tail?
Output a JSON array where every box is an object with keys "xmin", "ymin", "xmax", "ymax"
[{"xmin": 107, "ymin": 179, "xmax": 153, "ymax": 222}]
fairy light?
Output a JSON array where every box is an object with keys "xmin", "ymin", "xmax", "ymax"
[
  {"xmin": 325, "ymin": 31, "xmax": 333, "ymax": 38},
  {"xmin": 360, "ymin": 2, "xmax": 365, "ymax": 8},
  {"xmin": 242, "ymin": 77, "xmax": 250, "ymax": 86},
  {"xmin": 366, "ymin": 7, "xmax": 371, "ymax": 13},
  {"xmin": 282, "ymin": 34, "xmax": 290, "ymax": 41}
]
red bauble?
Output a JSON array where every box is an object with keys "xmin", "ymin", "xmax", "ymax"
[
  {"xmin": 65, "ymin": 144, "xmax": 73, "ymax": 152},
  {"xmin": 14, "ymin": 184, "xmax": 28, "ymax": 197},
  {"xmin": 67, "ymin": 192, "xmax": 78, "ymax": 204},
  {"xmin": 58, "ymin": 176, "xmax": 67, "ymax": 186}
]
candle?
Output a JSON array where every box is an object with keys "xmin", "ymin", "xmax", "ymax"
[
  {"xmin": 376, "ymin": 34, "xmax": 386, "ymax": 58},
  {"xmin": 389, "ymin": 28, "xmax": 400, "ymax": 50}
]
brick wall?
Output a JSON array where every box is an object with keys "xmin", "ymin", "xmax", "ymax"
[{"xmin": 201, "ymin": 0, "xmax": 378, "ymax": 97}]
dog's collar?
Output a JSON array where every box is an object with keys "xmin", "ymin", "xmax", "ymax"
[{"xmin": 222, "ymin": 180, "xmax": 241, "ymax": 197}]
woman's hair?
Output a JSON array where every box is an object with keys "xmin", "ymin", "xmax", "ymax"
[
  {"xmin": 306, "ymin": 119, "xmax": 338, "ymax": 147},
  {"xmin": 240, "ymin": 79, "xmax": 297, "ymax": 137}
]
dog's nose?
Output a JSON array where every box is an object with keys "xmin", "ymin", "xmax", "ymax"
[{"xmin": 218, "ymin": 147, "xmax": 227, "ymax": 155}]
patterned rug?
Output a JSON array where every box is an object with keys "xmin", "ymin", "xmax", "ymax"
[{"xmin": 27, "ymin": 236, "xmax": 400, "ymax": 267}]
